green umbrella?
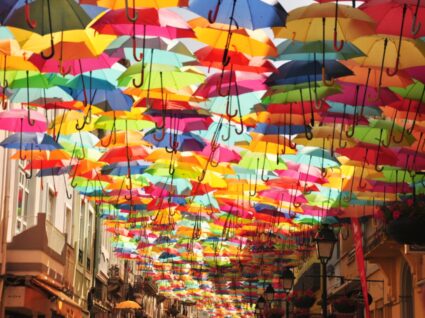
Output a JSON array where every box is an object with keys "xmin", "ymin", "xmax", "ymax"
[
  {"xmin": 283, "ymin": 147, "xmax": 340, "ymax": 169},
  {"xmin": 10, "ymin": 86, "xmax": 73, "ymax": 105},
  {"xmin": 199, "ymin": 92, "xmax": 263, "ymax": 117},
  {"xmin": 5, "ymin": 0, "xmax": 91, "ymax": 59},
  {"xmin": 390, "ymin": 80, "xmax": 425, "ymax": 102},
  {"xmin": 118, "ymin": 63, "xmax": 205, "ymax": 90},
  {"xmin": 352, "ymin": 119, "xmax": 416, "ymax": 147},
  {"xmin": 262, "ymin": 85, "xmax": 340, "ymax": 104},
  {"xmin": 274, "ymin": 40, "xmax": 365, "ymax": 61},
  {"xmin": 95, "ymin": 115, "xmax": 155, "ymax": 131}
]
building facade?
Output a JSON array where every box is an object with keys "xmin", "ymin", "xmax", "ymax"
[{"xmin": 294, "ymin": 219, "xmax": 425, "ymax": 318}]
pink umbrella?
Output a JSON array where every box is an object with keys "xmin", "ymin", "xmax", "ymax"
[
  {"xmin": 405, "ymin": 66, "xmax": 425, "ymax": 83},
  {"xmin": 147, "ymin": 115, "xmax": 213, "ymax": 132},
  {"xmin": 370, "ymin": 181, "xmax": 411, "ymax": 193},
  {"xmin": 91, "ymin": 8, "xmax": 194, "ymax": 39},
  {"xmin": 29, "ymin": 53, "xmax": 120, "ymax": 75},
  {"xmin": 200, "ymin": 144, "xmax": 241, "ymax": 163},
  {"xmin": 258, "ymin": 188, "xmax": 308, "ymax": 204},
  {"xmin": 328, "ymin": 81, "xmax": 400, "ymax": 107},
  {"xmin": 194, "ymin": 71, "xmax": 267, "ymax": 98},
  {"xmin": 0, "ymin": 109, "xmax": 47, "ymax": 132}
]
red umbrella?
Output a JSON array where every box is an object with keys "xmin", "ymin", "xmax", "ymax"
[
  {"xmin": 99, "ymin": 146, "xmax": 149, "ymax": 163},
  {"xmin": 336, "ymin": 144, "xmax": 398, "ymax": 174},
  {"xmin": 91, "ymin": 7, "xmax": 194, "ymax": 63},
  {"xmin": 361, "ymin": 0, "xmax": 425, "ymax": 38},
  {"xmin": 192, "ymin": 47, "xmax": 276, "ymax": 73},
  {"xmin": 194, "ymin": 70, "xmax": 267, "ymax": 98}
]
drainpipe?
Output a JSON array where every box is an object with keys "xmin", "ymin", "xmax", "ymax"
[
  {"xmin": 0, "ymin": 146, "xmax": 11, "ymax": 315},
  {"xmin": 89, "ymin": 206, "xmax": 100, "ymax": 317}
]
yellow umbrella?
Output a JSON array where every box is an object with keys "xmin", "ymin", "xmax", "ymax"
[
  {"xmin": 0, "ymin": 54, "xmax": 38, "ymax": 72},
  {"xmin": 7, "ymin": 28, "xmax": 116, "ymax": 56},
  {"xmin": 89, "ymin": 0, "xmax": 188, "ymax": 9},
  {"xmin": 48, "ymin": 110, "xmax": 97, "ymax": 135},
  {"xmin": 115, "ymin": 300, "xmax": 142, "ymax": 309},
  {"xmin": 352, "ymin": 35, "xmax": 425, "ymax": 70},
  {"xmin": 190, "ymin": 18, "xmax": 277, "ymax": 58},
  {"xmin": 273, "ymin": 3, "xmax": 375, "ymax": 42}
]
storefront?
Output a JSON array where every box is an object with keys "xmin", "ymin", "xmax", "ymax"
[{"xmin": 4, "ymin": 278, "xmax": 83, "ymax": 318}]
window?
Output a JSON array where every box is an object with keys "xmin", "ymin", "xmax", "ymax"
[
  {"xmin": 16, "ymin": 160, "xmax": 30, "ymax": 234},
  {"xmin": 86, "ymin": 208, "xmax": 94, "ymax": 271},
  {"xmin": 78, "ymin": 201, "xmax": 86, "ymax": 263},
  {"xmin": 46, "ymin": 188, "xmax": 56, "ymax": 225},
  {"xmin": 65, "ymin": 206, "xmax": 72, "ymax": 244}
]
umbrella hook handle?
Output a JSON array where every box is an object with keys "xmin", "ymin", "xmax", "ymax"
[
  {"xmin": 132, "ymin": 34, "xmax": 143, "ymax": 62},
  {"xmin": 153, "ymin": 125, "xmax": 166, "ymax": 142},
  {"xmin": 288, "ymin": 104, "xmax": 297, "ymax": 149},
  {"xmin": 357, "ymin": 151, "xmax": 368, "ymax": 190},
  {"xmin": 392, "ymin": 108, "xmax": 409, "ymax": 144},
  {"xmin": 234, "ymin": 84, "xmax": 244, "ymax": 135},
  {"xmin": 333, "ymin": 1, "xmax": 344, "ymax": 52},
  {"xmin": 64, "ymin": 174, "xmax": 72, "ymax": 199},
  {"xmin": 40, "ymin": 0, "xmax": 55, "ymax": 60},
  {"xmin": 125, "ymin": 0, "xmax": 139, "ymax": 22},
  {"xmin": 374, "ymin": 130, "xmax": 385, "ymax": 172},
  {"xmin": 407, "ymin": 86, "xmax": 425, "ymax": 135},
  {"xmin": 221, "ymin": 118, "xmax": 232, "ymax": 141},
  {"xmin": 321, "ymin": 66, "xmax": 335, "ymax": 87},
  {"xmin": 1, "ymin": 78, "xmax": 8, "ymax": 110},
  {"xmin": 75, "ymin": 112, "xmax": 89, "ymax": 131},
  {"xmin": 381, "ymin": 110, "xmax": 397, "ymax": 147},
  {"xmin": 132, "ymin": 63, "xmax": 145, "ymax": 88},
  {"xmin": 24, "ymin": 145, "xmax": 34, "ymax": 179},
  {"xmin": 25, "ymin": 0, "xmax": 37, "ymax": 29},
  {"xmin": 155, "ymin": 72, "xmax": 166, "ymax": 129},
  {"xmin": 339, "ymin": 105, "xmax": 348, "ymax": 148},
  {"xmin": 58, "ymin": 31, "xmax": 71, "ymax": 75},
  {"xmin": 70, "ymin": 159, "xmax": 80, "ymax": 188},
  {"xmin": 217, "ymin": 65, "xmax": 233, "ymax": 98},
  {"xmin": 124, "ymin": 181, "xmax": 133, "ymax": 201},
  {"xmin": 411, "ymin": 0, "xmax": 422, "ymax": 35},
  {"xmin": 100, "ymin": 114, "xmax": 117, "ymax": 147},
  {"xmin": 333, "ymin": 31, "xmax": 344, "ymax": 52},
  {"xmin": 25, "ymin": 71, "xmax": 36, "ymax": 126},
  {"xmin": 261, "ymin": 144, "xmax": 270, "ymax": 182},
  {"xmin": 208, "ymin": 0, "xmax": 222, "ymax": 23}
]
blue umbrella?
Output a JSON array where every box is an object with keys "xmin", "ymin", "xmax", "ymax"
[
  {"xmin": 252, "ymin": 123, "xmax": 310, "ymax": 135},
  {"xmin": 274, "ymin": 40, "xmax": 365, "ymax": 61},
  {"xmin": 189, "ymin": 0, "xmax": 287, "ymax": 29},
  {"xmin": 266, "ymin": 60, "xmax": 353, "ymax": 86},
  {"xmin": 144, "ymin": 132, "xmax": 206, "ymax": 152},
  {"xmin": 0, "ymin": 132, "xmax": 63, "ymax": 151},
  {"xmin": 101, "ymin": 161, "xmax": 149, "ymax": 176},
  {"xmin": 72, "ymin": 89, "xmax": 133, "ymax": 111}
]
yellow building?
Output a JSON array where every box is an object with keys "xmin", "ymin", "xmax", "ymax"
[{"xmin": 294, "ymin": 219, "xmax": 425, "ymax": 318}]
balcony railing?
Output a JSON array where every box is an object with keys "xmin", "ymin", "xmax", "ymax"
[{"xmin": 364, "ymin": 222, "xmax": 386, "ymax": 255}]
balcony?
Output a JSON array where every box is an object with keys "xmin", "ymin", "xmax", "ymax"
[
  {"xmin": 6, "ymin": 213, "xmax": 66, "ymax": 285},
  {"xmin": 364, "ymin": 222, "xmax": 401, "ymax": 260}
]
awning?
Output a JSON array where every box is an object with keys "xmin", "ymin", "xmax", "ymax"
[{"xmin": 32, "ymin": 279, "xmax": 83, "ymax": 318}]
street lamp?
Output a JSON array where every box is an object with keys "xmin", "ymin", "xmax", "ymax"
[
  {"xmin": 256, "ymin": 296, "xmax": 266, "ymax": 318},
  {"xmin": 264, "ymin": 284, "xmax": 275, "ymax": 302},
  {"xmin": 280, "ymin": 268, "xmax": 295, "ymax": 318},
  {"xmin": 281, "ymin": 268, "xmax": 295, "ymax": 291},
  {"xmin": 315, "ymin": 224, "xmax": 338, "ymax": 318}
]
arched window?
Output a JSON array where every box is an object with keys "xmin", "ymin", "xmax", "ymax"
[{"xmin": 401, "ymin": 261, "xmax": 414, "ymax": 318}]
